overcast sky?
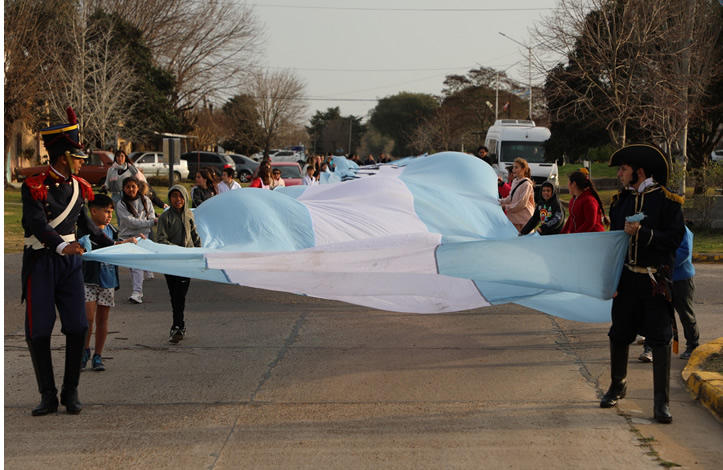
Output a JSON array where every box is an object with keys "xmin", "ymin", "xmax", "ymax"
[{"xmin": 252, "ymin": 0, "xmax": 560, "ymax": 120}]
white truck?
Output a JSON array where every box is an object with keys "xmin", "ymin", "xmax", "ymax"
[{"xmin": 484, "ymin": 119, "xmax": 558, "ymax": 192}]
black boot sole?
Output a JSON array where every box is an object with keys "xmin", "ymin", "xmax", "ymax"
[
  {"xmin": 60, "ymin": 393, "xmax": 82, "ymax": 414},
  {"xmin": 31, "ymin": 405, "xmax": 58, "ymax": 416}
]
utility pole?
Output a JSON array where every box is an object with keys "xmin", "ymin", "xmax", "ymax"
[
  {"xmin": 348, "ymin": 118, "xmax": 352, "ymax": 155},
  {"xmin": 499, "ymin": 32, "xmax": 532, "ymax": 120}
]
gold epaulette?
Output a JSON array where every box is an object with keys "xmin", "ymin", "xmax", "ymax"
[
  {"xmin": 611, "ymin": 190, "xmax": 624, "ymax": 206},
  {"xmin": 661, "ymin": 186, "xmax": 684, "ymax": 205}
]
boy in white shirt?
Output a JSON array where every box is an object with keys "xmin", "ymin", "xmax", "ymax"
[{"xmin": 217, "ymin": 168, "xmax": 241, "ymax": 193}]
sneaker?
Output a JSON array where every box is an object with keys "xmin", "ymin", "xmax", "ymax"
[
  {"xmin": 81, "ymin": 348, "xmax": 91, "ymax": 369},
  {"xmin": 91, "ymin": 354, "xmax": 105, "ymax": 371},
  {"xmin": 634, "ymin": 335, "xmax": 646, "ymax": 345},
  {"xmin": 680, "ymin": 345, "xmax": 697, "ymax": 360},
  {"xmin": 144, "ymin": 272, "xmax": 155, "ymax": 280},
  {"xmin": 638, "ymin": 345, "xmax": 653, "ymax": 363},
  {"xmin": 128, "ymin": 291, "xmax": 143, "ymax": 304},
  {"xmin": 169, "ymin": 326, "xmax": 186, "ymax": 343}
]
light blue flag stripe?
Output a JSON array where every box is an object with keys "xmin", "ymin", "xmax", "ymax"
[{"xmin": 84, "ymin": 152, "xmax": 628, "ymax": 322}]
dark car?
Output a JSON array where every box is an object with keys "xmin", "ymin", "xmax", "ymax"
[
  {"xmin": 180, "ymin": 151, "xmax": 235, "ymax": 179},
  {"xmin": 253, "ymin": 162, "xmax": 303, "ymax": 186},
  {"xmin": 227, "ymin": 154, "xmax": 260, "ymax": 182},
  {"xmin": 14, "ymin": 150, "xmax": 114, "ymax": 186}
]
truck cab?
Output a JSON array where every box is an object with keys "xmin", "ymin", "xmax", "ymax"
[{"xmin": 484, "ymin": 120, "xmax": 558, "ymax": 195}]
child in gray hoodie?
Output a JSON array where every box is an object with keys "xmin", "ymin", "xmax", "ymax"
[{"xmin": 156, "ymin": 185, "xmax": 202, "ymax": 343}]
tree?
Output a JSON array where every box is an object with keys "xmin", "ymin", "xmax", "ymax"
[
  {"xmin": 94, "ymin": 0, "xmax": 264, "ymax": 116},
  {"xmin": 39, "ymin": 4, "xmax": 139, "ymax": 149},
  {"xmin": 306, "ymin": 107, "xmax": 367, "ymax": 155},
  {"xmin": 368, "ymin": 92, "xmax": 439, "ymax": 157},
  {"xmin": 358, "ymin": 127, "xmax": 394, "ymax": 159},
  {"xmin": 4, "ymin": 0, "xmax": 70, "ymax": 181},
  {"xmin": 244, "ymin": 69, "xmax": 308, "ymax": 157},
  {"xmin": 219, "ymin": 94, "xmax": 263, "ymax": 155},
  {"xmin": 407, "ymin": 67, "xmax": 537, "ymax": 154},
  {"xmin": 536, "ymin": 0, "xmax": 721, "ymax": 170},
  {"xmin": 90, "ymin": 11, "xmax": 182, "ymax": 147},
  {"xmin": 191, "ymin": 102, "xmax": 225, "ymax": 151}
]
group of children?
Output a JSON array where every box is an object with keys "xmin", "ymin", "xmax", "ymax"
[{"xmin": 80, "ymin": 179, "xmax": 201, "ymax": 371}]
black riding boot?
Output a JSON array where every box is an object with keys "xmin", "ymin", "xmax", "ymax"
[
  {"xmin": 60, "ymin": 332, "xmax": 86, "ymax": 414},
  {"xmin": 26, "ymin": 337, "xmax": 58, "ymax": 416},
  {"xmin": 652, "ymin": 343, "xmax": 673, "ymax": 423},
  {"xmin": 600, "ymin": 342, "xmax": 629, "ymax": 408}
]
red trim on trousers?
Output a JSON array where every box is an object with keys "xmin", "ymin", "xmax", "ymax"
[{"xmin": 26, "ymin": 277, "xmax": 33, "ymax": 337}]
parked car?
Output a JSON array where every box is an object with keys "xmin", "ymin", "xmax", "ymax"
[
  {"xmin": 251, "ymin": 149, "xmax": 280, "ymax": 161},
  {"xmin": 180, "ymin": 151, "xmax": 235, "ymax": 179},
  {"xmin": 269, "ymin": 150, "xmax": 306, "ymax": 166},
  {"xmin": 132, "ymin": 151, "xmax": 190, "ymax": 181},
  {"xmin": 227, "ymin": 153, "xmax": 259, "ymax": 182},
  {"xmin": 252, "ymin": 162, "xmax": 303, "ymax": 186},
  {"xmin": 712, "ymin": 149, "xmax": 723, "ymax": 165},
  {"xmin": 14, "ymin": 150, "xmax": 114, "ymax": 186}
]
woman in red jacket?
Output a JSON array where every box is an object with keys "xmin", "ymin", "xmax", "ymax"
[{"xmin": 561, "ymin": 170, "xmax": 607, "ymax": 233}]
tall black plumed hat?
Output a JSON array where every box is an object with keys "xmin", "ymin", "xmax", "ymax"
[
  {"xmin": 609, "ymin": 144, "xmax": 668, "ymax": 185},
  {"xmin": 40, "ymin": 107, "xmax": 87, "ymax": 159}
]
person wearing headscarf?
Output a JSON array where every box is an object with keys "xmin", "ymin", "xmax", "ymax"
[
  {"xmin": 156, "ymin": 184, "xmax": 202, "ymax": 343},
  {"xmin": 520, "ymin": 180, "xmax": 565, "ymax": 235}
]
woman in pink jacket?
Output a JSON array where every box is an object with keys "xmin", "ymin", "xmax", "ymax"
[{"xmin": 498, "ymin": 158, "xmax": 535, "ymax": 232}]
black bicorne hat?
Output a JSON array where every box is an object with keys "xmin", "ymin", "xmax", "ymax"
[
  {"xmin": 609, "ymin": 144, "xmax": 668, "ymax": 186},
  {"xmin": 40, "ymin": 107, "xmax": 87, "ymax": 159}
]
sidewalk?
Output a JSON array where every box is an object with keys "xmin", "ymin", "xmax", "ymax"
[{"xmin": 682, "ymin": 337, "xmax": 723, "ymax": 422}]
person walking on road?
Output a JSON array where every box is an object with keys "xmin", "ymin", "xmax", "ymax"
[
  {"xmin": 21, "ymin": 108, "xmax": 116, "ymax": 415},
  {"xmin": 116, "ymin": 177, "xmax": 157, "ymax": 304},
  {"xmin": 639, "ymin": 226, "xmax": 701, "ymax": 362},
  {"xmin": 600, "ymin": 144, "xmax": 685, "ymax": 424},
  {"xmin": 498, "ymin": 158, "xmax": 535, "ymax": 232},
  {"xmin": 560, "ymin": 170, "xmax": 607, "ymax": 234},
  {"xmin": 672, "ymin": 226, "xmax": 700, "ymax": 360},
  {"xmin": 156, "ymin": 185, "xmax": 202, "ymax": 343}
]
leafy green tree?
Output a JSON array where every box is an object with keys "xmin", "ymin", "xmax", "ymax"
[
  {"xmin": 90, "ymin": 11, "xmax": 182, "ymax": 147},
  {"xmin": 368, "ymin": 92, "xmax": 439, "ymax": 157},
  {"xmin": 220, "ymin": 94, "xmax": 263, "ymax": 155},
  {"xmin": 306, "ymin": 107, "xmax": 366, "ymax": 155}
]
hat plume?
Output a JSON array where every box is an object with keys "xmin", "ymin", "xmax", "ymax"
[{"xmin": 66, "ymin": 107, "xmax": 77, "ymax": 125}]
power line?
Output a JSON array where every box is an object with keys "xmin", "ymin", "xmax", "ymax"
[
  {"xmin": 267, "ymin": 65, "xmax": 475, "ymax": 73},
  {"xmin": 250, "ymin": 4, "xmax": 552, "ymax": 12}
]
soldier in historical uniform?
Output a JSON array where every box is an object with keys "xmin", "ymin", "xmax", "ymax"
[
  {"xmin": 600, "ymin": 144, "xmax": 685, "ymax": 423},
  {"xmin": 22, "ymin": 107, "xmax": 116, "ymax": 415}
]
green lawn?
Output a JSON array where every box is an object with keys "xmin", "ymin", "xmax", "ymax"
[
  {"xmin": 558, "ymin": 161, "xmax": 619, "ymax": 179},
  {"xmin": 5, "ymin": 185, "xmax": 722, "ymax": 254}
]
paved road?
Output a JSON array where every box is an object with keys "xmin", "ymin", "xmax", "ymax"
[{"xmin": 4, "ymin": 253, "xmax": 722, "ymax": 469}]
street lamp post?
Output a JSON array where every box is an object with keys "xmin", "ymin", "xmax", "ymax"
[{"xmin": 499, "ymin": 32, "xmax": 532, "ymax": 120}]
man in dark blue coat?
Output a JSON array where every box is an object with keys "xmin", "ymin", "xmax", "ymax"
[
  {"xmin": 22, "ymin": 107, "xmax": 114, "ymax": 415},
  {"xmin": 600, "ymin": 144, "xmax": 684, "ymax": 424}
]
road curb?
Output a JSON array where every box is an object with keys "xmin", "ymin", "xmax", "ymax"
[
  {"xmin": 681, "ymin": 337, "xmax": 723, "ymax": 423},
  {"xmin": 692, "ymin": 253, "xmax": 723, "ymax": 263}
]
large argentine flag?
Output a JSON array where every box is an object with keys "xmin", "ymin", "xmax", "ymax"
[{"xmin": 85, "ymin": 152, "xmax": 627, "ymax": 322}]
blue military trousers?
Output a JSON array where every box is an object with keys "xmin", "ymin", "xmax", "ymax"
[{"xmin": 25, "ymin": 252, "xmax": 88, "ymax": 339}]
